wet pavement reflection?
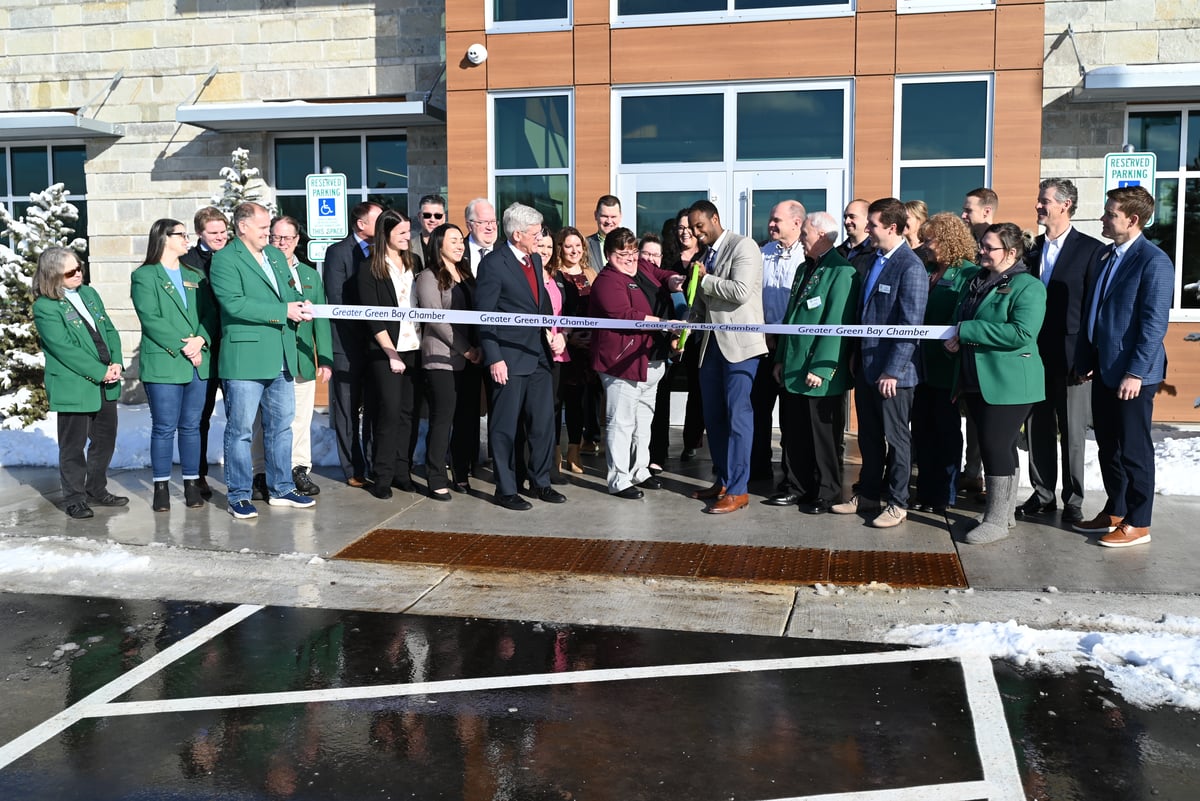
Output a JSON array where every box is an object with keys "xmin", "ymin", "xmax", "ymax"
[{"xmin": 2, "ymin": 593, "xmax": 1198, "ymax": 800}]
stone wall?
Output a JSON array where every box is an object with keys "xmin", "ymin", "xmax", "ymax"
[
  {"xmin": 1042, "ymin": 0, "xmax": 1200, "ymax": 228},
  {"xmin": 0, "ymin": 0, "xmax": 447, "ymax": 372}
]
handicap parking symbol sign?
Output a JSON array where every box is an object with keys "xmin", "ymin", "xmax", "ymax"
[{"xmin": 319, "ymin": 198, "xmax": 336, "ymax": 217}]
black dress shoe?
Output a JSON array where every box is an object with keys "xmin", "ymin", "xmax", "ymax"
[
  {"xmin": 495, "ymin": 493, "xmax": 532, "ymax": 511},
  {"xmin": 550, "ymin": 473, "xmax": 569, "ymax": 486},
  {"xmin": 638, "ymin": 476, "xmax": 663, "ymax": 490},
  {"xmin": 1016, "ymin": 497, "xmax": 1056, "ymax": 517},
  {"xmin": 369, "ymin": 484, "xmax": 393, "ymax": 500},
  {"xmin": 534, "ymin": 486, "xmax": 567, "ymax": 504},
  {"xmin": 391, "ymin": 478, "xmax": 416, "ymax": 492},
  {"xmin": 613, "ymin": 486, "xmax": 644, "ymax": 500},
  {"xmin": 911, "ymin": 501, "xmax": 948, "ymax": 514},
  {"xmin": 88, "ymin": 492, "xmax": 129, "ymax": 507},
  {"xmin": 195, "ymin": 476, "xmax": 214, "ymax": 499},
  {"xmin": 802, "ymin": 499, "xmax": 833, "ymax": 515},
  {"xmin": 429, "ymin": 489, "xmax": 452, "ymax": 502},
  {"xmin": 292, "ymin": 467, "xmax": 320, "ymax": 496},
  {"xmin": 766, "ymin": 492, "xmax": 801, "ymax": 507},
  {"xmin": 451, "ymin": 481, "xmax": 471, "ymax": 494},
  {"xmin": 65, "ymin": 502, "xmax": 94, "ymax": 519},
  {"xmin": 251, "ymin": 473, "xmax": 269, "ymax": 501},
  {"xmin": 1062, "ymin": 504, "xmax": 1084, "ymax": 523},
  {"xmin": 679, "ymin": 448, "xmax": 696, "ymax": 462}
]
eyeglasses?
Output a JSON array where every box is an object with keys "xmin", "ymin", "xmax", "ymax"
[
  {"xmin": 612, "ymin": 249, "xmax": 639, "ymax": 260},
  {"xmin": 469, "ymin": 219, "xmax": 497, "ymax": 228},
  {"xmin": 421, "ymin": 212, "xmax": 445, "ymax": 220},
  {"xmin": 63, "ymin": 267, "xmax": 82, "ymax": 278},
  {"xmin": 978, "ymin": 245, "xmax": 1007, "ymax": 253},
  {"xmin": 270, "ymin": 234, "xmax": 299, "ymax": 243},
  {"xmin": 167, "ymin": 231, "xmax": 189, "ymax": 238}
]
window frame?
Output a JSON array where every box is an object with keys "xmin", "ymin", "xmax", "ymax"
[
  {"xmin": 487, "ymin": 0, "xmax": 573, "ymax": 34},
  {"xmin": 893, "ymin": 73, "xmax": 993, "ymax": 213},
  {"xmin": 897, "ymin": 0, "xmax": 995, "ymax": 14},
  {"xmin": 488, "ymin": 88, "xmax": 575, "ymax": 230},
  {"xmin": 1, "ymin": 140, "xmax": 89, "ymax": 244},
  {"xmin": 1126, "ymin": 103, "xmax": 1200, "ymax": 320},
  {"xmin": 609, "ymin": 0, "xmax": 852, "ymax": 29},
  {"xmin": 613, "ymin": 79, "xmax": 853, "ymax": 174},
  {"xmin": 270, "ymin": 130, "xmax": 410, "ymax": 230}
]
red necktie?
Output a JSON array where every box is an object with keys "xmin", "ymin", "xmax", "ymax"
[{"xmin": 522, "ymin": 255, "xmax": 540, "ymax": 301}]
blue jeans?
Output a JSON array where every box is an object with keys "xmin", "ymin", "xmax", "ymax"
[
  {"xmin": 698, "ymin": 339, "xmax": 758, "ymax": 496},
  {"xmin": 223, "ymin": 371, "xmax": 296, "ymax": 503},
  {"xmin": 144, "ymin": 371, "xmax": 208, "ymax": 481}
]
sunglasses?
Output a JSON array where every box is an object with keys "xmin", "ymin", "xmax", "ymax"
[
  {"xmin": 422, "ymin": 212, "xmax": 445, "ymax": 220},
  {"xmin": 63, "ymin": 267, "xmax": 82, "ymax": 278}
]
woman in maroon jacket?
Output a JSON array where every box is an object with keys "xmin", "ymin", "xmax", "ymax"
[{"xmin": 589, "ymin": 228, "xmax": 684, "ymax": 499}]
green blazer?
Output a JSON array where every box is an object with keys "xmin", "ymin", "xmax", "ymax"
[
  {"xmin": 921, "ymin": 260, "xmax": 979, "ymax": 390},
  {"xmin": 775, "ymin": 247, "xmax": 859, "ymax": 397},
  {"xmin": 209, "ymin": 238, "xmax": 303, "ymax": 381},
  {"xmin": 33, "ymin": 286, "xmax": 123, "ymax": 412},
  {"xmin": 954, "ymin": 271, "xmax": 1047, "ymax": 406},
  {"xmin": 290, "ymin": 261, "xmax": 333, "ymax": 381},
  {"xmin": 130, "ymin": 262, "xmax": 217, "ymax": 383}
]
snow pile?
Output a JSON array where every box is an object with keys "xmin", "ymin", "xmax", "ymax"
[
  {"xmin": 0, "ymin": 403, "xmax": 339, "ymax": 468},
  {"xmin": 886, "ymin": 614, "xmax": 1200, "ymax": 710},
  {"xmin": 0, "ymin": 541, "xmax": 151, "ymax": 575}
]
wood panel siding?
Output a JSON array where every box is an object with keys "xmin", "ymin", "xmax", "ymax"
[
  {"xmin": 573, "ymin": 24, "xmax": 611, "ymax": 86},
  {"xmin": 610, "ymin": 18, "xmax": 855, "ymax": 84},
  {"xmin": 895, "ymin": 11, "xmax": 996, "ymax": 74},
  {"xmin": 445, "ymin": 0, "xmax": 484, "ymax": 33},
  {"xmin": 856, "ymin": 12, "xmax": 896, "ymax": 76},
  {"xmin": 992, "ymin": 68, "xmax": 1043, "ymax": 229},
  {"xmin": 852, "ymin": 75, "xmax": 895, "ymax": 201},
  {"xmin": 446, "ymin": 89, "xmax": 489, "ymax": 229},
  {"xmin": 574, "ymin": 0, "xmax": 610, "ymax": 26},
  {"xmin": 485, "ymin": 31, "xmax": 575, "ymax": 89},
  {"xmin": 574, "ymin": 84, "xmax": 613, "ymax": 219},
  {"xmin": 1158, "ymin": 324, "xmax": 1200, "ymax": 422},
  {"xmin": 447, "ymin": 30, "xmax": 487, "ymax": 93},
  {"xmin": 995, "ymin": 2, "xmax": 1047, "ymax": 70}
]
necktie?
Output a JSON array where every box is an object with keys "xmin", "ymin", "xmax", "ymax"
[
  {"xmin": 261, "ymin": 253, "xmax": 280, "ymax": 295},
  {"xmin": 704, "ymin": 248, "xmax": 716, "ymax": 270},
  {"xmin": 1088, "ymin": 246, "xmax": 1122, "ymax": 340},
  {"xmin": 360, "ymin": 240, "xmax": 370, "ymax": 258},
  {"xmin": 862, "ymin": 251, "xmax": 887, "ymax": 308},
  {"xmin": 522, "ymin": 255, "xmax": 540, "ymax": 300},
  {"xmin": 480, "ymin": 246, "xmax": 490, "ymax": 257}
]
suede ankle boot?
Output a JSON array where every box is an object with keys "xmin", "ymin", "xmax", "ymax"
[
  {"xmin": 152, "ymin": 481, "xmax": 170, "ymax": 512},
  {"xmin": 183, "ymin": 479, "xmax": 204, "ymax": 508}
]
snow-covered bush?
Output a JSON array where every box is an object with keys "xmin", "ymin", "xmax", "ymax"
[
  {"xmin": 0, "ymin": 184, "xmax": 87, "ymax": 426},
  {"xmin": 209, "ymin": 148, "xmax": 275, "ymax": 215}
]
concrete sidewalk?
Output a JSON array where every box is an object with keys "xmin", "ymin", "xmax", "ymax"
[{"xmin": 2, "ymin": 433, "xmax": 1198, "ymax": 641}]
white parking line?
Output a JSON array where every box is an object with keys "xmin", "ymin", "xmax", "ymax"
[
  {"xmin": 761, "ymin": 782, "xmax": 995, "ymax": 800},
  {"xmin": 0, "ymin": 603, "xmax": 262, "ymax": 771}
]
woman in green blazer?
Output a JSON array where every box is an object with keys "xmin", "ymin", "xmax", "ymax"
[
  {"xmin": 911, "ymin": 213, "xmax": 980, "ymax": 513},
  {"xmin": 945, "ymin": 222, "xmax": 1047, "ymax": 543},
  {"xmin": 32, "ymin": 247, "xmax": 127, "ymax": 519},
  {"xmin": 131, "ymin": 219, "xmax": 217, "ymax": 511}
]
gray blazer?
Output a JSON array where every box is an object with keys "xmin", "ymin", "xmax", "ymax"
[
  {"xmin": 694, "ymin": 231, "xmax": 768, "ymax": 364},
  {"xmin": 414, "ymin": 269, "xmax": 469, "ymax": 371}
]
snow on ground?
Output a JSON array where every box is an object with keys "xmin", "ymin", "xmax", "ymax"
[
  {"xmin": 0, "ymin": 403, "xmax": 340, "ymax": 469},
  {"xmin": 0, "ymin": 537, "xmax": 151, "ymax": 575},
  {"xmin": 886, "ymin": 614, "xmax": 1200, "ymax": 710}
]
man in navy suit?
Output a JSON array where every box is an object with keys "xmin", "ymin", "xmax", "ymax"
[
  {"xmin": 476, "ymin": 202, "xmax": 568, "ymax": 510},
  {"xmin": 1072, "ymin": 186, "xmax": 1173, "ymax": 548},
  {"xmin": 322, "ymin": 201, "xmax": 381, "ymax": 487},
  {"xmin": 831, "ymin": 197, "xmax": 928, "ymax": 528},
  {"xmin": 1019, "ymin": 178, "xmax": 1103, "ymax": 524}
]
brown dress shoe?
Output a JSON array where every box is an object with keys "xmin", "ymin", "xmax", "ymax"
[
  {"xmin": 1072, "ymin": 511, "xmax": 1122, "ymax": 534},
  {"xmin": 705, "ymin": 493, "xmax": 749, "ymax": 514},
  {"xmin": 347, "ymin": 476, "xmax": 368, "ymax": 488},
  {"xmin": 1099, "ymin": 522, "xmax": 1151, "ymax": 548},
  {"xmin": 691, "ymin": 483, "xmax": 726, "ymax": 501}
]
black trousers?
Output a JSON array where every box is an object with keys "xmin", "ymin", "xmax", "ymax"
[
  {"xmin": 331, "ymin": 354, "xmax": 374, "ymax": 481},
  {"xmin": 962, "ymin": 394, "xmax": 1033, "ymax": 477},
  {"xmin": 197, "ymin": 345, "xmax": 220, "ymax": 478},
  {"xmin": 1092, "ymin": 379, "xmax": 1158, "ymax": 526},
  {"xmin": 911, "ymin": 383, "xmax": 962, "ymax": 508},
  {"xmin": 489, "ymin": 364, "xmax": 555, "ymax": 497},
  {"xmin": 780, "ymin": 391, "xmax": 846, "ymax": 503},
  {"xmin": 58, "ymin": 396, "xmax": 118, "ymax": 504},
  {"xmin": 854, "ymin": 372, "xmax": 914, "ymax": 507},
  {"xmin": 368, "ymin": 353, "xmax": 417, "ymax": 487},
  {"xmin": 750, "ymin": 352, "xmax": 784, "ymax": 479}
]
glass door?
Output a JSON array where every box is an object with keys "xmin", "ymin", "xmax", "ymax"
[
  {"xmin": 732, "ymin": 170, "xmax": 843, "ymax": 245},
  {"xmin": 615, "ymin": 171, "xmax": 726, "ymax": 240}
]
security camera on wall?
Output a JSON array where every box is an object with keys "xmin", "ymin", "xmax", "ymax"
[{"xmin": 466, "ymin": 44, "xmax": 488, "ymax": 65}]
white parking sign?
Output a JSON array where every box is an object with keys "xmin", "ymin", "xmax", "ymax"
[{"xmin": 306, "ymin": 173, "xmax": 348, "ymax": 240}]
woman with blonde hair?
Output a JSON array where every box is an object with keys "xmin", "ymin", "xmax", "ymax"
[{"xmin": 549, "ymin": 225, "xmax": 601, "ymax": 472}]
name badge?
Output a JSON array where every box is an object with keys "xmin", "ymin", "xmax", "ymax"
[
  {"xmin": 937, "ymin": 278, "xmax": 954, "ymax": 287},
  {"xmin": 997, "ymin": 286, "xmax": 1012, "ymax": 295},
  {"xmin": 806, "ymin": 296, "xmax": 822, "ymax": 310},
  {"xmin": 627, "ymin": 282, "xmax": 639, "ymax": 290},
  {"xmin": 65, "ymin": 309, "xmax": 81, "ymax": 322},
  {"xmin": 879, "ymin": 284, "xmax": 892, "ymax": 294},
  {"xmin": 183, "ymin": 281, "xmax": 199, "ymax": 289}
]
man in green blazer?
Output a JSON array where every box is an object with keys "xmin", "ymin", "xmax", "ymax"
[
  {"xmin": 772, "ymin": 212, "xmax": 860, "ymax": 515},
  {"xmin": 209, "ymin": 202, "xmax": 315, "ymax": 519}
]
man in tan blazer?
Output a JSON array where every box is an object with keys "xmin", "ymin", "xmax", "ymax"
[{"xmin": 687, "ymin": 200, "xmax": 767, "ymax": 514}]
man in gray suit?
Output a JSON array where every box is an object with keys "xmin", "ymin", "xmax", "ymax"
[
  {"xmin": 832, "ymin": 197, "xmax": 928, "ymax": 528},
  {"xmin": 687, "ymin": 200, "xmax": 768, "ymax": 514},
  {"xmin": 587, "ymin": 195, "xmax": 622, "ymax": 271}
]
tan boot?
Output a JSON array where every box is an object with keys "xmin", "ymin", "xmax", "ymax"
[{"xmin": 565, "ymin": 444, "xmax": 584, "ymax": 474}]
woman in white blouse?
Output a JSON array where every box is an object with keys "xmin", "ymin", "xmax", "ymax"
[{"xmin": 357, "ymin": 209, "xmax": 422, "ymax": 499}]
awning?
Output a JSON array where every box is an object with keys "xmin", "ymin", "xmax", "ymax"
[
  {"xmin": 0, "ymin": 111, "xmax": 124, "ymax": 140},
  {"xmin": 1073, "ymin": 63, "xmax": 1200, "ymax": 103},
  {"xmin": 176, "ymin": 99, "xmax": 446, "ymax": 132}
]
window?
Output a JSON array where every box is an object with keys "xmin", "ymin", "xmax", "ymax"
[
  {"xmin": 492, "ymin": 92, "xmax": 572, "ymax": 230},
  {"xmin": 895, "ymin": 76, "xmax": 991, "ymax": 217},
  {"xmin": 1127, "ymin": 106, "xmax": 1200, "ymax": 315},
  {"xmin": 491, "ymin": 0, "xmax": 570, "ymax": 32},
  {"xmin": 614, "ymin": 0, "xmax": 850, "ymax": 27},
  {"xmin": 897, "ymin": 0, "xmax": 995, "ymax": 13},
  {"xmin": 272, "ymin": 133, "xmax": 408, "ymax": 236},
  {"xmin": 1, "ymin": 143, "xmax": 88, "ymax": 251}
]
